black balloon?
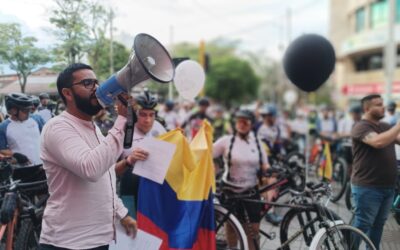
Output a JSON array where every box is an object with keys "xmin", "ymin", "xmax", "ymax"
[{"xmin": 283, "ymin": 34, "xmax": 336, "ymax": 92}]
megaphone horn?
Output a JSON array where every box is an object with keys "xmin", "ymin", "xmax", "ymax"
[{"xmin": 96, "ymin": 33, "xmax": 175, "ymax": 107}]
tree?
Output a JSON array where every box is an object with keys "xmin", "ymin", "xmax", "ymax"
[
  {"xmin": 206, "ymin": 56, "xmax": 259, "ymax": 107},
  {"xmin": 88, "ymin": 40, "xmax": 130, "ymax": 81},
  {"xmin": 0, "ymin": 23, "xmax": 50, "ymax": 93},
  {"xmin": 49, "ymin": 0, "xmax": 90, "ymax": 64},
  {"xmin": 172, "ymin": 40, "xmax": 260, "ymax": 107}
]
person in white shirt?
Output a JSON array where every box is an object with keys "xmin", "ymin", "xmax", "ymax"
[
  {"xmin": 37, "ymin": 92, "xmax": 53, "ymax": 122},
  {"xmin": 337, "ymin": 105, "xmax": 362, "ymax": 137},
  {"xmin": 0, "ymin": 93, "xmax": 43, "ymax": 165},
  {"xmin": 213, "ymin": 109, "xmax": 269, "ymax": 250}
]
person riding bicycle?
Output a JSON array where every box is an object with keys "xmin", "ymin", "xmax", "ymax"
[
  {"xmin": 257, "ymin": 104, "xmax": 284, "ymax": 160},
  {"xmin": 158, "ymin": 100, "xmax": 180, "ymax": 131},
  {"xmin": 0, "ymin": 93, "xmax": 43, "ymax": 165},
  {"xmin": 181, "ymin": 97, "xmax": 213, "ymax": 139},
  {"xmin": 213, "ymin": 109, "xmax": 269, "ymax": 250},
  {"xmin": 37, "ymin": 92, "xmax": 54, "ymax": 122},
  {"xmin": 115, "ymin": 91, "xmax": 166, "ymax": 219}
]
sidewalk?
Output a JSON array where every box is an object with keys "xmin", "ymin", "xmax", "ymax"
[{"xmin": 258, "ymin": 196, "xmax": 400, "ymax": 249}]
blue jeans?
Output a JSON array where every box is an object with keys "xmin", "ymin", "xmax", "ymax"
[{"xmin": 351, "ymin": 184, "xmax": 395, "ymax": 250}]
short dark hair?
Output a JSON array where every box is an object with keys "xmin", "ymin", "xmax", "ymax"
[
  {"xmin": 361, "ymin": 94, "xmax": 381, "ymax": 112},
  {"xmin": 57, "ymin": 63, "xmax": 93, "ymax": 104}
]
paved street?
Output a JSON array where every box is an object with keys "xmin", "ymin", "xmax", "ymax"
[{"xmin": 257, "ymin": 196, "xmax": 400, "ymax": 250}]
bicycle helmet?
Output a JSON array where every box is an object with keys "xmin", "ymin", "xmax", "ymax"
[
  {"xmin": 234, "ymin": 109, "xmax": 255, "ymax": 124},
  {"xmin": 349, "ymin": 105, "xmax": 362, "ymax": 114},
  {"xmin": 165, "ymin": 100, "xmax": 174, "ymax": 110},
  {"xmin": 387, "ymin": 101, "xmax": 397, "ymax": 111},
  {"xmin": 136, "ymin": 91, "xmax": 158, "ymax": 110},
  {"xmin": 260, "ymin": 104, "xmax": 277, "ymax": 117},
  {"xmin": 5, "ymin": 93, "xmax": 33, "ymax": 111},
  {"xmin": 39, "ymin": 92, "xmax": 50, "ymax": 100},
  {"xmin": 30, "ymin": 95, "xmax": 40, "ymax": 108},
  {"xmin": 198, "ymin": 97, "xmax": 210, "ymax": 107}
]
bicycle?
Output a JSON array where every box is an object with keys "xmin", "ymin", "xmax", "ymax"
[
  {"xmin": 215, "ymin": 162, "xmax": 305, "ymax": 250},
  {"xmin": 308, "ymin": 133, "xmax": 348, "ymax": 202},
  {"xmin": 215, "ymin": 179, "xmax": 375, "ymax": 250},
  {"xmin": 0, "ymin": 158, "xmax": 48, "ymax": 249}
]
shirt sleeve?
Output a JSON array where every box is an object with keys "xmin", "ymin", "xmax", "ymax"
[
  {"xmin": 351, "ymin": 122, "xmax": 373, "ymax": 142},
  {"xmin": 0, "ymin": 121, "xmax": 9, "ymax": 150},
  {"xmin": 258, "ymin": 138, "xmax": 269, "ymax": 164},
  {"xmin": 213, "ymin": 136, "xmax": 228, "ymax": 158},
  {"xmin": 42, "ymin": 116, "xmax": 127, "ymax": 182},
  {"xmin": 115, "ymin": 189, "xmax": 129, "ymax": 220}
]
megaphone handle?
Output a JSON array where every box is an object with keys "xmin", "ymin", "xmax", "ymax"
[{"xmin": 123, "ymin": 105, "xmax": 137, "ymax": 149}]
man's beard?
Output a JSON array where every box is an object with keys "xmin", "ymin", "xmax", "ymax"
[{"xmin": 72, "ymin": 91, "xmax": 103, "ymax": 116}]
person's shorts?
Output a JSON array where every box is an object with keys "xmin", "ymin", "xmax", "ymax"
[{"xmin": 221, "ymin": 187, "xmax": 262, "ymax": 223}]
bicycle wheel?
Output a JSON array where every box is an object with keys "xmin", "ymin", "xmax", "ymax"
[
  {"xmin": 310, "ymin": 223, "xmax": 376, "ymax": 250},
  {"xmin": 279, "ymin": 207, "xmax": 341, "ymax": 250},
  {"xmin": 214, "ymin": 204, "xmax": 249, "ymax": 250},
  {"xmin": 14, "ymin": 219, "xmax": 41, "ymax": 250},
  {"xmin": 344, "ymin": 184, "xmax": 354, "ymax": 212},
  {"xmin": 329, "ymin": 157, "xmax": 348, "ymax": 202}
]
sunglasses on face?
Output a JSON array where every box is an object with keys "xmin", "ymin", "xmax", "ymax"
[
  {"xmin": 72, "ymin": 79, "xmax": 99, "ymax": 90},
  {"xmin": 235, "ymin": 118, "xmax": 252, "ymax": 126},
  {"xmin": 137, "ymin": 111, "xmax": 156, "ymax": 118}
]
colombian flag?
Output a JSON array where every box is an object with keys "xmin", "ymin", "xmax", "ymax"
[
  {"xmin": 137, "ymin": 121, "xmax": 216, "ymax": 250},
  {"xmin": 318, "ymin": 141, "xmax": 333, "ymax": 181}
]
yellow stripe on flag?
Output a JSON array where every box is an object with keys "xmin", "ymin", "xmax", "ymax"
[
  {"xmin": 157, "ymin": 120, "xmax": 216, "ymax": 200},
  {"xmin": 318, "ymin": 141, "xmax": 333, "ymax": 180}
]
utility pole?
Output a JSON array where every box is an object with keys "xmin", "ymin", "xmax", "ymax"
[
  {"xmin": 168, "ymin": 25, "xmax": 174, "ymax": 101},
  {"xmin": 199, "ymin": 40, "xmax": 206, "ymax": 97},
  {"xmin": 109, "ymin": 8, "xmax": 114, "ymax": 75},
  {"xmin": 385, "ymin": 0, "xmax": 396, "ymax": 103}
]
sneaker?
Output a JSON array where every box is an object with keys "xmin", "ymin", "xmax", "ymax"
[{"xmin": 265, "ymin": 212, "xmax": 283, "ymax": 226}]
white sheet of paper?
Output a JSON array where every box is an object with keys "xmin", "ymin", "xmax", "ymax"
[
  {"xmin": 109, "ymin": 223, "xmax": 162, "ymax": 250},
  {"xmin": 132, "ymin": 137, "xmax": 176, "ymax": 184}
]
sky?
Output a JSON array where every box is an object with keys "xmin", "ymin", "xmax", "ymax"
[{"xmin": 0, "ymin": 0, "xmax": 329, "ymax": 65}]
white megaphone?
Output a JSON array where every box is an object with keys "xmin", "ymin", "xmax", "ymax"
[{"xmin": 96, "ymin": 33, "xmax": 175, "ymax": 107}]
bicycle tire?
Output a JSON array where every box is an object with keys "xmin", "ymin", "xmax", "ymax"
[
  {"xmin": 279, "ymin": 207, "xmax": 341, "ymax": 250},
  {"xmin": 344, "ymin": 184, "xmax": 354, "ymax": 212},
  {"xmin": 329, "ymin": 157, "xmax": 348, "ymax": 202},
  {"xmin": 14, "ymin": 219, "xmax": 41, "ymax": 250},
  {"xmin": 214, "ymin": 204, "xmax": 249, "ymax": 250},
  {"xmin": 309, "ymin": 223, "xmax": 376, "ymax": 250}
]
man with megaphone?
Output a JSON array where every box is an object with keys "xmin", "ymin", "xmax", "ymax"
[{"xmin": 39, "ymin": 33, "xmax": 175, "ymax": 250}]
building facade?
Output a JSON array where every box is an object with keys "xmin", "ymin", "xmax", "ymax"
[{"xmin": 330, "ymin": 0, "xmax": 400, "ymax": 106}]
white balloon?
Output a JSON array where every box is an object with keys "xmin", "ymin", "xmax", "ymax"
[
  {"xmin": 283, "ymin": 89, "xmax": 298, "ymax": 105},
  {"xmin": 174, "ymin": 60, "xmax": 205, "ymax": 101}
]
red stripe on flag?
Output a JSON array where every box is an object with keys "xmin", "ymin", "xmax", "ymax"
[{"xmin": 137, "ymin": 212, "xmax": 170, "ymax": 249}]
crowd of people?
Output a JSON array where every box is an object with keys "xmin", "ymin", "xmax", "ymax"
[{"xmin": 0, "ymin": 62, "xmax": 398, "ymax": 250}]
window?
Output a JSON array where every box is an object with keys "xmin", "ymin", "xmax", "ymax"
[
  {"xmin": 353, "ymin": 49, "xmax": 400, "ymax": 72},
  {"xmin": 397, "ymin": 0, "xmax": 400, "ymax": 22},
  {"xmin": 370, "ymin": 0, "xmax": 388, "ymax": 28},
  {"xmin": 355, "ymin": 7, "xmax": 366, "ymax": 32}
]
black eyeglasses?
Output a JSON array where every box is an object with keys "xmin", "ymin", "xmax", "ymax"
[{"xmin": 71, "ymin": 79, "xmax": 99, "ymax": 89}]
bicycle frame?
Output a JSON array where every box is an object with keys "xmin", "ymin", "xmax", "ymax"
[
  {"xmin": 215, "ymin": 180, "xmax": 336, "ymax": 250},
  {"xmin": 0, "ymin": 209, "xmax": 19, "ymax": 250}
]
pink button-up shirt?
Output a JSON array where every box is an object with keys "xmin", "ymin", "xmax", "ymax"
[{"xmin": 39, "ymin": 111, "xmax": 128, "ymax": 249}]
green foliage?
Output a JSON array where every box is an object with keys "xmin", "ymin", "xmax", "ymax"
[
  {"xmin": 171, "ymin": 40, "xmax": 259, "ymax": 107},
  {"xmin": 88, "ymin": 40, "xmax": 130, "ymax": 81},
  {"xmin": 0, "ymin": 23, "xmax": 50, "ymax": 93},
  {"xmin": 206, "ymin": 56, "xmax": 260, "ymax": 107},
  {"xmin": 49, "ymin": 0, "xmax": 90, "ymax": 64},
  {"xmin": 49, "ymin": 0, "xmax": 112, "ymax": 66}
]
